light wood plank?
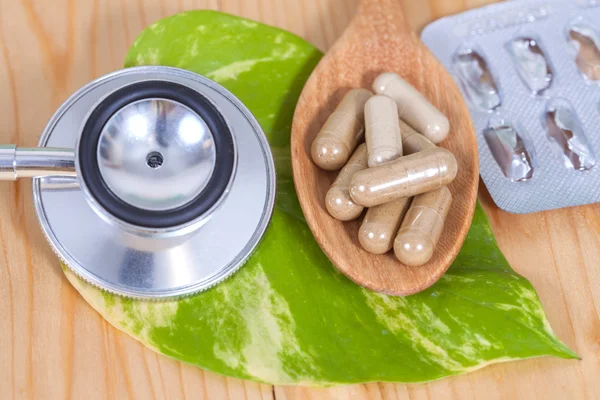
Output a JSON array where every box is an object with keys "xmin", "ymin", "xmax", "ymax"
[{"xmin": 0, "ymin": 0, "xmax": 597, "ymax": 398}]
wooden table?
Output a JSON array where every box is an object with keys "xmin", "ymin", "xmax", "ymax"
[{"xmin": 0, "ymin": 0, "xmax": 598, "ymax": 398}]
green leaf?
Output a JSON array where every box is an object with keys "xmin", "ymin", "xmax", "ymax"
[{"xmin": 65, "ymin": 10, "xmax": 576, "ymax": 386}]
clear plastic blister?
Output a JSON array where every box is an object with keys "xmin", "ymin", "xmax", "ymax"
[
  {"xmin": 544, "ymin": 98, "xmax": 596, "ymax": 170},
  {"xmin": 484, "ymin": 114, "xmax": 536, "ymax": 182},
  {"xmin": 567, "ymin": 19, "xmax": 600, "ymax": 81},
  {"xmin": 454, "ymin": 46, "xmax": 502, "ymax": 110},
  {"xmin": 422, "ymin": 0, "xmax": 600, "ymax": 213},
  {"xmin": 507, "ymin": 34, "xmax": 553, "ymax": 95}
]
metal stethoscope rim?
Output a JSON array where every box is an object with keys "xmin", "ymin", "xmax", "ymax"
[{"xmin": 1, "ymin": 66, "xmax": 277, "ymax": 300}]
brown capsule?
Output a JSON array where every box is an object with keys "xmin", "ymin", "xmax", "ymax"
[
  {"xmin": 373, "ymin": 72, "xmax": 450, "ymax": 144},
  {"xmin": 394, "ymin": 187, "xmax": 452, "ymax": 267},
  {"xmin": 365, "ymin": 95, "xmax": 402, "ymax": 167},
  {"xmin": 325, "ymin": 144, "xmax": 368, "ymax": 221},
  {"xmin": 358, "ymin": 197, "xmax": 412, "ymax": 254},
  {"xmin": 400, "ymin": 119, "xmax": 436, "ymax": 155},
  {"xmin": 349, "ymin": 147, "xmax": 458, "ymax": 207},
  {"xmin": 311, "ymin": 88, "xmax": 372, "ymax": 171}
]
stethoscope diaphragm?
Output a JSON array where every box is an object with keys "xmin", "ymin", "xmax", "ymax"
[{"xmin": 0, "ymin": 66, "xmax": 276, "ymax": 300}]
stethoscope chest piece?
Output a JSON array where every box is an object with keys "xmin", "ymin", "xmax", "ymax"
[{"xmin": 7, "ymin": 66, "xmax": 276, "ymax": 299}]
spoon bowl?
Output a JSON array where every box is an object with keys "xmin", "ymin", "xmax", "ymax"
[{"xmin": 291, "ymin": 0, "xmax": 479, "ymax": 296}]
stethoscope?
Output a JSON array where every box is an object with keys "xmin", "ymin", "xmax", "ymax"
[{"xmin": 0, "ymin": 66, "xmax": 276, "ymax": 300}]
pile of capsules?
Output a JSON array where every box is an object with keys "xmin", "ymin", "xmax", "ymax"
[{"xmin": 311, "ymin": 72, "xmax": 459, "ymax": 267}]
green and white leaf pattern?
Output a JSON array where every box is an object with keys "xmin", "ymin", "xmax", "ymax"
[{"xmin": 64, "ymin": 11, "xmax": 576, "ymax": 386}]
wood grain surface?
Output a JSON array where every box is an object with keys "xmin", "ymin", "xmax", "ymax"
[
  {"xmin": 290, "ymin": 0, "xmax": 478, "ymax": 296},
  {"xmin": 0, "ymin": 0, "xmax": 598, "ymax": 399}
]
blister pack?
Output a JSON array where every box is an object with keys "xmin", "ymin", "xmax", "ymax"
[{"xmin": 421, "ymin": 0, "xmax": 600, "ymax": 213}]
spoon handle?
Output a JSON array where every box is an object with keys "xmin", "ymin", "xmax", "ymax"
[
  {"xmin": 0, "ymin": 145, "xmax": 76, "ymax": 180},
  {"xmin": 356, "ymin": 0, "xmax": 411, "ymax": 33}
]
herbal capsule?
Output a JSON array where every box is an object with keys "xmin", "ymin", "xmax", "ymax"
[
  {"xmin": 394, "ymin": 187, "xmax": 452, "ymax": 266},
  {"xmin": 349, "ymin": 147, "xmax": 457, "ymax": 207},
  {"xmin": 325, "ymin": 144, "xmax": 368, "ymax": 221},
  {"xmin": 358, "ymin": 197, "xmax": 412, "ymax": 254},
  {"xmin": 400, "ymin": 120, "xmax": 436, "ymax": 155},
  {"xmin": 365, "ymin": 95, "xmax": 402, "ymax": 167},
  {"xmin": 311, "ymin": 88, "xmax": 372, "ymax": 171},
  {"xmin": 373, "ymin": 72, "xmax": 449, "ymax": 144}
]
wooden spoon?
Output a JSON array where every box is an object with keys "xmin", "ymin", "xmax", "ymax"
[{"xmin": 291, "ymin": 0, "xmax": 479, "ymax": 296}]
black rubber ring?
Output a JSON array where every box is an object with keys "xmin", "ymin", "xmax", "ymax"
[{"xmin": 78, "ymin": 80, "xmax": 235, "ymax": 228}]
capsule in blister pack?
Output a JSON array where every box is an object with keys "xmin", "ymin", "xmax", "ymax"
[{"xmin": 422, "ymin": 0, "xmax": 600, "ymax": 213}]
